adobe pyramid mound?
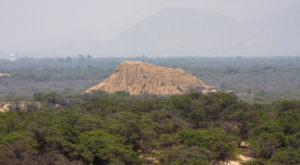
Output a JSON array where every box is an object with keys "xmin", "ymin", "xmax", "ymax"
[{"xmin": 86, "ymin": 61, "xmax": 214, "ymax": 95}]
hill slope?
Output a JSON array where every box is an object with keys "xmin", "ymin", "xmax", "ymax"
[
  {"xmin": 86, "ymin": 60, "xmax": 214, "ymax": 95},
  {"xmin": 99, "ymin": 7, "xmax": 300, "ymax": 56},
  {"xmin": 100, "ymin": 8, "xmax": 256, "ymax": 56}
]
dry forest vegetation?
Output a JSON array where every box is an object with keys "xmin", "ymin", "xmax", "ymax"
[{"xmin": 0, "ymin": 57, "xmax": 299, "ymax": 165}]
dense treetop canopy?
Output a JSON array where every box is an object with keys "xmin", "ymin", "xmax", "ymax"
[{"xmin": 0, "ymin": 92, "xmax": 299, "ymax": 164}]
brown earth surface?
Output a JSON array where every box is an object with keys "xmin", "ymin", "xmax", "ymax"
[
  {"xmin": 221, "ymin": 141, "xmax": 254, "ymax": 165},
  {"xmin": 86, "ymin": 61, "xmax": 215, "ymax": 95}
]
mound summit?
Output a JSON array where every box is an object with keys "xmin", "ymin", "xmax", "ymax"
[{"xmin": 86, "ymin": 61, "xmax": 215, "ymax": 95}]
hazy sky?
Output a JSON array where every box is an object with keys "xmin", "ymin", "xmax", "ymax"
[{"xmin": 0, "ymin": 0, "xmax": 299, "ymax": 51}]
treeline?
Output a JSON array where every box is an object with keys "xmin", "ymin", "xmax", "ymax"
[
  {"xmin": 1, "ymin": 57, "xmax": 300, "ymax": 101},
  {"xmin": 0, "ymin": 92, "xmax": 299, "ymax": 164}
]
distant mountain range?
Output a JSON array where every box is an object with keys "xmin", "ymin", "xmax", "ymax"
[
  {"xmin": 6, "ymin": 4, "xmax": 300, "ymax": 57},
  {"xmin": 98, "ymin": 6, "xmax": 300, "ymax": 57},
  {"xmin": 100, "ymin": 8, "xmax": 255, "ymax": 56}
]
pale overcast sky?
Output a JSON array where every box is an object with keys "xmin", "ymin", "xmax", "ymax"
[{"xmin": 0, "ymin": 0, "xmax": 299, "ymax": 51}]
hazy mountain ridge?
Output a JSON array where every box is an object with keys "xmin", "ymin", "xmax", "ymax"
[
  {"xmin": 4, "ymin": 5, "xmax": 300, "ymax": 57},
  {"xmin": 257, "ymin": 4, "xmax": 300, "ymax": 35},
  {"xmin": 101, "ymin": 8, "xmax": 256, "ymax": 54},
  {"xmin": 99, "ymin": 6, "xmax": 300, "ymax": 56},
  {"xmin": 254, "ymin": 4, "xmax": 300, "ymax": 50}
]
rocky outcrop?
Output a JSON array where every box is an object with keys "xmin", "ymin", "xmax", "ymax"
[
  {"xmin": 86, "ymin": 61, "xmax": 215, "ymax": 95},
  {"xmin": 0, "ymin": 102, "xmax": 11, "ymax": 112},
  {"xmin": 0, "ymin": 73, "xmax": 11, "ymax": 77},
  {"xmin": 0, "ymin": 101, "xmax": 44, "ymax": 112}
]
